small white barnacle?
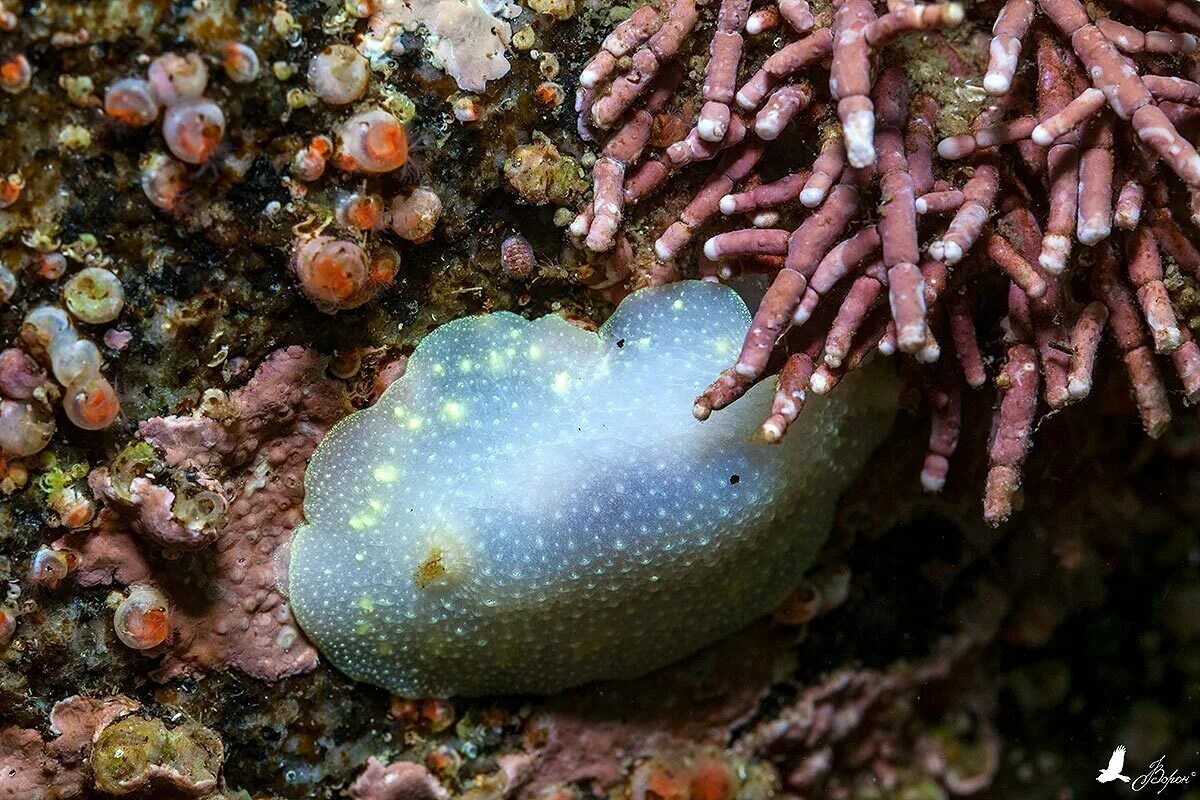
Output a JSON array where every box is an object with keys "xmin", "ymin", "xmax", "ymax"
[{"xmin": 289, "ymin": 282, "xmax": 898, "ymax": 697}]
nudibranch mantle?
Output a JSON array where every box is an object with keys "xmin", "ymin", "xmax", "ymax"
[{"xmin": 289, "ymin": 281, "xmax": 897, "ymax": 697}]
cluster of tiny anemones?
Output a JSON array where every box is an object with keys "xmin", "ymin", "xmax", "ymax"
[
  {"xmin": 103, "ymin": 49, "xmax": 247, "ymax": 212},
  {"xmin": 105, "ymin": 52, "xmax": 229, "ymax": 163},
  {"xmin": 285, "ymin": 72, "xmax": 444, "ymax": 311},
  {"xmin": 572, "ymin": 0, "xmax": 1200, "ymax": 523},
  {"xmin": 22, "ymin": 306, "xmax": 121, "ymax": 432}
]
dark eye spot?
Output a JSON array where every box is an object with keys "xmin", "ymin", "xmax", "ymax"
[
  {"xmin": 616, "ymin": 339, "xmax": 625, "ymax": 348},
  {"xmin": 729, "ymin": 474, "xmax": 740, "ymax": 485}
]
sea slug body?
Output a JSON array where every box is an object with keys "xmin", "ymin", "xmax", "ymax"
[{"xmin": 289, "ymin": 281, "xmax": 897, "ymax": 697}]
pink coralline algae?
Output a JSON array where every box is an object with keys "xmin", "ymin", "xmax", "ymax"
[
  {"xmin": 88, "ymin": 466, "xmax": 225, "ymax": 551},
  {"xmin": 507, "ymin": 575, "xmax": 1006, "ymax": 800},
  {"xmin": 59, "ymin": 347, "xmax": 351, "ymax": 681},
  {"xmin": 574, "ymin": 0, "xmax": 1200, "ymax": 524},
  {"xmin": 520, "ymin": 622, "xmax": 790, "ymax": 795},
  {"xmin": 349, "ymin": 758, "xmax": 450, "ymax": 800},
  {"xmin": 0, "ymin": 695, "xmax": 140, "ymax": 800},
  {"xmin": 362, "ymin": 0, "xmax": 514, "ymax": 93}
]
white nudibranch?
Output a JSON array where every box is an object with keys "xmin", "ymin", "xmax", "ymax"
[{"xmin": 289, "ymin": 281, "xmax": 898, "ymax": 697}]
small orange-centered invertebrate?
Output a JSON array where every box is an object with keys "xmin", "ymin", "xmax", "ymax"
[
  {"xmin": 308, "ymin": 44, "xmax": 369, "ymax": 105},
  {"xmin": 28, "ymin": 546, "xmax": 80, "ymax": 589},
  {"xmin": 335, "ymin": 109, "xmax": 408, "ymax": 174},
  {"xmin": 0, "ymin": 173, "xmax": 23, "ymax": 209},
  {"xmin": 33, "ymin": 253, "xmax": 67, "ymax": 281},
  {"xmin": 49, "ymin": 485, "xmax": 96, "ymax": 528},
  {"xmin": 451, "ymin": 95, "xmax": 480, "ymax": 122},
  {"xmin": 534, "ymin": 81, "xmax": 564, "ymax": 108},
  {"xmin": 104, "ymin": 77, "xmax": 159, "ymax": 126},
  {"xmin": 389, "ymin": 697, "xmax": 456, "ymax": 732},
  {"xmin": 0, "ymin": 604, "xmax": 15, "ymax": 645},
  {"xmin": 113, "ymin": 585, "xmax": 171, "ymax": 650},
  {"xmin": 292, "ymin": 235, "xmax": 373, "ymax": 313},
  {"xmin": 369, "ymin": 251, "xmax": 401, "ymax": 288},
  {"xmin": 140, "ymin": 153, "xmax": 189, "ymax": 211},
  {"xmin": 294, "ymin": 135, "xmax": 333, "ymax": 182},
  {"xmin": 147, "ymin": 51, "xmax": 207, "ymax": 105},
  {"xmin": 220, "ymin": 42, "xmax": 261, "ymax": 84},
  {"xmin": 64, "ymin": 374, "xmax": 121, "ymax": 430},
  {"xmin": 388, "ymin": 187, "xmax": 442, "ymax": 243},
  {"xmin": 0, "ymin": 398, "xmax": 54, "ymax": 457},
  {"xmin": 162, "ymin": 98, "xmax": 225, "ymax": 164},
  {"xmin": 0, "ymin": 53, "xmax": 30, "ymax": 93},
  {"xmin": 336, "ymin": 191, "xmax": 388, "ymax": 231}
]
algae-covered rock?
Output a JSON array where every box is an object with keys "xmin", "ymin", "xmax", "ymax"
[{"xmin": 92, "ymin": 715, "xmax": 224, "ymax": 796}]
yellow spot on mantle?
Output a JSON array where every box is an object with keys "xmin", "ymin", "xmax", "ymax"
[
  {"xmin": 413, "ymin": 548, "xmax": 447, "ymax": 589},
  {"xmin": 442, "ymin": 401, "xmax": 465, "ymax": 421},
  {"xmin": 373, "ymin": 464, "xmax": 399, "ymax": 483},
  {"xmin": 349, "ymin": 511, "xmax": 378, "ymax": 531},
  {"xmin": 552, "ymin": 372, "xmax": 571, "ymax": 394}
]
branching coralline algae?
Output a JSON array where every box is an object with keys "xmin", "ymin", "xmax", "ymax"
[{"xmin": 289, "ymin": 281, "xmax": 898, "ymax": 697}]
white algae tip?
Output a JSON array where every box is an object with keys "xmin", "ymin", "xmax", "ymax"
[{"xmin": 289, "ymin": 281, "xmax": 898, "ymax": 697}]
